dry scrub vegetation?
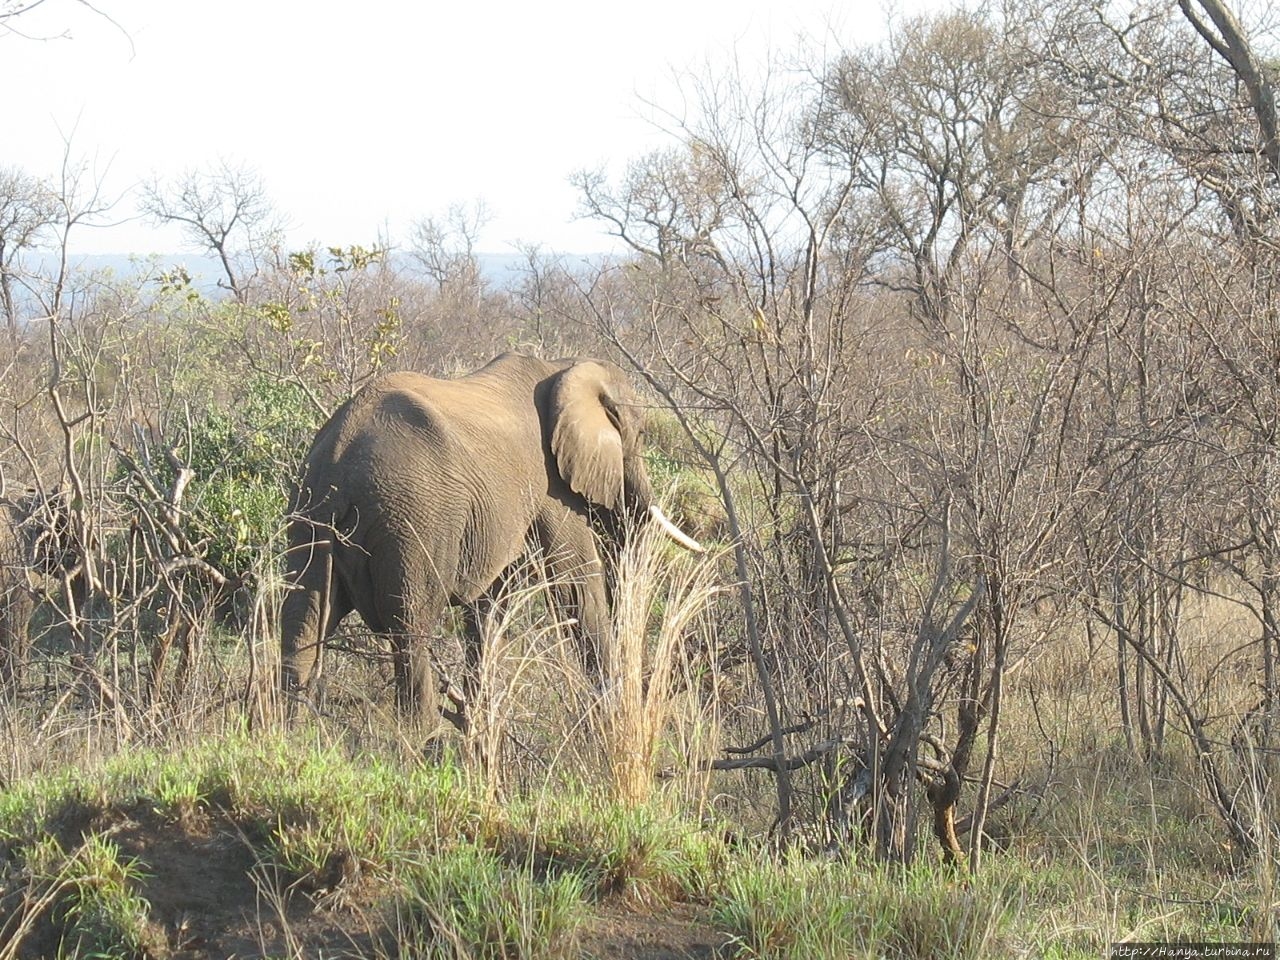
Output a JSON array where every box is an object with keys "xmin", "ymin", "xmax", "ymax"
[{"xmin": 3, "ymin": 0, "xmax": 1280, "ymax": 956}]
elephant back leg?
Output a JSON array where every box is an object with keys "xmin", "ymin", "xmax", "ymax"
[
  {"xmin": 280, "ymin": 521, "xmax": 352, "ymax": 700},
  {"xmin": 451, "ymin": 577, "xmax": 511, "ymax": 734},
  {"xmin": 369, "ymin": 541, "xmax": 456, "ymax": 727}
]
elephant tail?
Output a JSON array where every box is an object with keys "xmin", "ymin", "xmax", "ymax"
[{"xmin": 280, "ymin": 516, "xmax": 338, "ymax": 696}]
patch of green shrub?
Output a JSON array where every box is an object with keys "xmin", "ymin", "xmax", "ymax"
[
  {"xmin": 177, "ymin": 375, "xmax": 319, "ymax": 584},
  {"xmin": 20, "ymin": 833, "xmax": 163, "ymax": 960}
]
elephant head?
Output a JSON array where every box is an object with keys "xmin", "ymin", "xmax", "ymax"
[
  {"xmin": 549, "ymin": 360, "xmax": 702, "ymax": 551},
  {"xmin": 280, "ymin": 352, "xmax": 702, "ymax": 724}
]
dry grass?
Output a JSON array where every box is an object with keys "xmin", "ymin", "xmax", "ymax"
[
  {"xmin": 461, "ymin": 558, "xmax": 598, "ymax": 797},
  {"xmin": 5, "ymin": 537, "xmax": 1280, "ymax": 956},
  {"xmin": 596, "ymin": 525, "xmax": 723, "ymax": 808}
]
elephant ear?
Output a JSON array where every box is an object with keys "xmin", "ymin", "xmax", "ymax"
[{"xmin": 549, "ymin": 362, "xmax": 626, "ymax": 511}]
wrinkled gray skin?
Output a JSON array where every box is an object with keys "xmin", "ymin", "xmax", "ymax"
[{"xmin": 281, "ymin": 353, "xmax": 684, "ymax": 724}]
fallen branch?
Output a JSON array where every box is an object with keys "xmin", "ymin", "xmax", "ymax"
[
  {"xmin": 711, "ymin": 736, "xmax": 859, "ymax": 772},
  {"xmin": 723, "ymin": 717, "xmax": 822, "ymax": 755}
]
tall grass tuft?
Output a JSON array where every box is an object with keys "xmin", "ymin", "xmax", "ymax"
[
  {"xmin": 597, "ymin": 524, "xmax": 720, "ymax": 807},
  {"xmin": 496, "ymin": 790, "xmax": 727, "ymax": 906}
]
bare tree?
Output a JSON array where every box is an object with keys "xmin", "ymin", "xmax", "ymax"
[
  {"xmin": 1177, "ymin": 0, "xmax": 1279, "ymax": 186},
  {"xmin": 0, "ymin": 167, "xmax": 57, "ymax": 341},
  {"xmin": 140, "ymin": 161, "xmax": 283, "ymax": 301},
  {"xmin": 566, "ymin": 0, "xmax": 1280, "ymax": 866},
  {"xmin": 408, "ymin": 200, "xmax": 492, "ymax": 298},
  {"xmin": 0, "ymin": 0, "xmax": 116, "ymax": 33}
]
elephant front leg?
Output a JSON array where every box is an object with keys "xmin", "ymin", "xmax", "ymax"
[
  {"xmin": 535, "ymin": 516, "xmax": 613, "ymax": 679},
  {"xmin": 553, "ymin": 578, "xmax": 610, "ymax": 677},
  {"xmin": 448, "ymin": 575, "xmax": 513, "ymax": 734},
  {"xmin": 435, "ymin": 604, "xmax": 487, "ymax": 735}
]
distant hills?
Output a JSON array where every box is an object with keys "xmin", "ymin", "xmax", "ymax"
[{"xmin": 29, "ymin": 250, "xmax": 594, "ymax": 295}]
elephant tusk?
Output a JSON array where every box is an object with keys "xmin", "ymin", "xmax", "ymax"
[{"xmin": 648, "ymin": 504, "xmax": 705, "ymax": 554}]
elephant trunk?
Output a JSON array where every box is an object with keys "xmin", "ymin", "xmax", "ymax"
[{"xmin": 647, "ymin": 504, "xmax": 704, "ymax": 553}]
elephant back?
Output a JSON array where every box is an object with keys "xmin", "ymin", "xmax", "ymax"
[{"xmin": 295, "ymin": 366, "xmax": 548, "ymax": 527}]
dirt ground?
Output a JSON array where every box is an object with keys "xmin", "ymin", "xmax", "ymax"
[
  {"xmin": 578, "ymin": 903, "xmax": 728, "ymax": 959},
  {"xmin": 14, "ymin": 804, "xmax": 732, "ymax": 959}
]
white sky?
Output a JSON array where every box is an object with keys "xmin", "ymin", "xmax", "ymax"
[{"xmin": 5, "ymin": 0, "xmax": 920, "ymax": 255}]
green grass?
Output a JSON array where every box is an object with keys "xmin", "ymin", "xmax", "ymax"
[
  {"xmin": 0, "ymin": 723, "xmax": 1275, "ymax": 959},
  {"xmin": 493, "ymin": 789, "xmax": 726, "ymax": 904},
  {"xmin": 1, "ymin": 833, "xmax": 163, "ymax": 960},
  {"xmin": 395, "ymin": 844, "xmax": 587, "ymax": 959},
  {"xmin": 712, "ymin": 855, "xmax": 1013, "ymax": 959},
  {"xmin": 0, "ymin": 731, "xmax": 724, "ymax": 958},
  {"xmin": 51, "ymin": 834, "xmax": 161, "ymax": 960}
]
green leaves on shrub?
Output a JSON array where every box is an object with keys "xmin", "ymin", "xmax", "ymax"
[{"xmin": 177, "ymin": 376, "xmax": 319, "ymax": 583}]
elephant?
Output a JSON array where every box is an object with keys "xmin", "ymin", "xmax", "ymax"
[{"xmin": 280, "ymin": 352, "xmax": 702, "ymax": 724}]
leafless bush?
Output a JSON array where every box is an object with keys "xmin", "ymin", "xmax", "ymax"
[{"xmin": 557, "ymin": 0, "xmax": 1280, "ymax": 866}]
